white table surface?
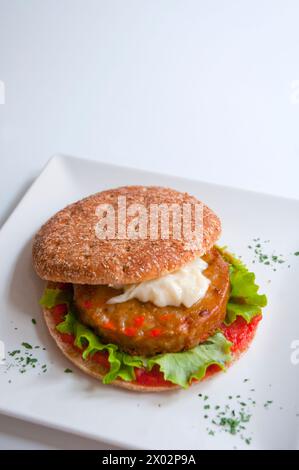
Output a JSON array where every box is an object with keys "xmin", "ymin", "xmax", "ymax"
[{"xmin": 0, "ymin": 0, "xmax": 298, "ymax": 449}]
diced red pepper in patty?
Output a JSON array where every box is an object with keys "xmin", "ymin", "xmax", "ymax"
[
  {"xmin": 133, "ymin": 316, "xmax": 145, "ymax": 327},
  {"xmin": 124, "ymin": 327, "xmax": 137, "ymax": 337},
  {"xmin": 102, "ymin": 320, "xmax": 116, "ymax": 331},
  {"xmin": 150, "ymin": 328, "xmax": 162, "ymax": 337}
]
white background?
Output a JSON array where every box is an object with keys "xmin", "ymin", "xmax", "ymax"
[{"xmin": 0, "ymin": 0, "xmax": 298, "ymax": 449}]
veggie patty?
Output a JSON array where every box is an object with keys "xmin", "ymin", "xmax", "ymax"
[{"xmin": 74, "ymin": 248, "xmax": 230, "ymax": 356}]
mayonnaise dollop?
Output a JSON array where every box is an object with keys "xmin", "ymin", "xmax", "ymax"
[{"xmin": 107, "ymin": 257, "xmax": 210, "ymax": 308}]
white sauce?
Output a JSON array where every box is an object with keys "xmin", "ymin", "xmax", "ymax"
[{"xmin": 107, "ymin": 257, "xmax": 210, "ymax": 308}]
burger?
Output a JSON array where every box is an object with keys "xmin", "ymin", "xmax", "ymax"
[{"xmin": 32, "ymin": 186, "xmax": 267, "ymax": 392}]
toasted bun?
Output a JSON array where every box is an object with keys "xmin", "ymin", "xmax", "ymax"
[{"xmin": 33, "ymin": 186, "xmax": 221, "ymax": 285}]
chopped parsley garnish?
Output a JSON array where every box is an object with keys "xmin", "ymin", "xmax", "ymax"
[
  {"xmin": 248, "ymin": 239, "xmax": 288, "ymax": 269},
  {"xmin": 219, "ymin": 416, "xmax": 241, "ymax": 435},
  {"xmin": 64, "ymin": 368, "xmax": 73, "ymax": 373},
  {"xmin": 200, "ymin": 393, "xmax": 253, "ymax": 444},
  {"xmin": 239, "ymin": 411, "xmax": 250, "ymax": 422},
  {"xmin": 7, "ymin": 343, "xmax": 47, "ymax": 374},
  {"xmin": 31, "ymin": 318, "xmax": 37, "ymax": 325},
  {"xmin": 198, "ymin": 379, "xmax": 281, "ymax": 446},
  {"xmin": 264, "ymin": 400, "xmax": 273, "ymax": 408},
  {"xmin": 9, "ymin": 350, "xmax": 20, "ymax": 357}
]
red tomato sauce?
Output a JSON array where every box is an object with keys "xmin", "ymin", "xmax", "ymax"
[
  {"xmin": 51, "ymin": 304, "xmax": 67, "ymax": 324},
  {"xmin": 221, "ymin": 314, "xmax": 262, "ymax": 354},
  {"xmin": 135, "ymin": 365, "xmax": 174, "ymax": 388},
  {"xmin": 91, "ymin": 351, "xmax": 110, "ymax": 369},
  {"xmin": 50, "ymin": 301, "xmax": 262, "ymax": 388},
  {"xmin": 59, "ymin": 333, "xmax": 75, "ymax": 345}
]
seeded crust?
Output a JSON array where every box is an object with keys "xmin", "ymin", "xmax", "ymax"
[
  {"xmin": 33, "ymin": 186, "xmax": 221, "ymax": 285},
  {"xmin": 43, "ymin": 303, "xmax": 260, "ymax": 393}
]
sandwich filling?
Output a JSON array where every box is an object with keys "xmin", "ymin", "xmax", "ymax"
[
  {"xmin": 107, "ymin": 257, "xmax": 210, "ymax": 308},
  {"xmin": 40, "ymin": 248, "xmax": 267, "ymax": 388},
  {"xmin": 73, "ymin": 248, "xmax": 229, "ymax": 356}
]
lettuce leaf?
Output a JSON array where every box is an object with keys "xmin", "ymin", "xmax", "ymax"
[
  {"xmin": 41, "ymin": 288, "xmax": 231, "ymax": 387},
  {"xmin": 73, "ymin": 320, "xmax": 145, "ymax": 384},
  {"xmin": 148, "ymin": 332, "xmax": 231, "ymax": 388},
  {"xmin": 56, "ymin": 311, "xmax": 76, "ymax": 334},
  {"xmin": 39, "ymin": 288, "xmax": 72, "ymax": 308},
  {"xmin": 217, "ymin": 247, "xmax": 267, "ymax": 325}
]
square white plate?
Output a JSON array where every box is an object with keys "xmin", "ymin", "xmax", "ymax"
[{"xmin": 1, "ymin": 154, "xmax": 299, "ymax": 450}]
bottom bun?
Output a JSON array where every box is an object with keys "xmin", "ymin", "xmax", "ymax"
[{"xmin": 43, "ymin": 306, "xmax": 261, "ymax": 393}]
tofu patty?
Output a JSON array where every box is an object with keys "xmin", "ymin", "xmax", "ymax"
[{"xmin": 73, "ymin": 248, "xmax": 230, "ymax": 356}]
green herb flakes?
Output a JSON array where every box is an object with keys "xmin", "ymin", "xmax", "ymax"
[{"xmin": 7, "ymin": 343, "xmax": 47, "ymax": 375}]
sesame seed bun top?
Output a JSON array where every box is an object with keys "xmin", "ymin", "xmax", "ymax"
[{"xmin": 32, "ymin": 186, "xmax": 221, "ymax": 285}]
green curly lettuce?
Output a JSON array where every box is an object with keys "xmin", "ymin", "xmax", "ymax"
[
  {"xmin": 39, "ymin": 287, "xmax": 72, "ymax": 308},
  {"xmin": 148, "ymin": 332, "xmax": 231, "ymax": 388},
  {"xmin": 217, "ymin": 247, "xmax": 267, "ymax": 325},
  {"xmin": 40, "ymin": 288, "xmax": 232, "ymax": 388}
]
